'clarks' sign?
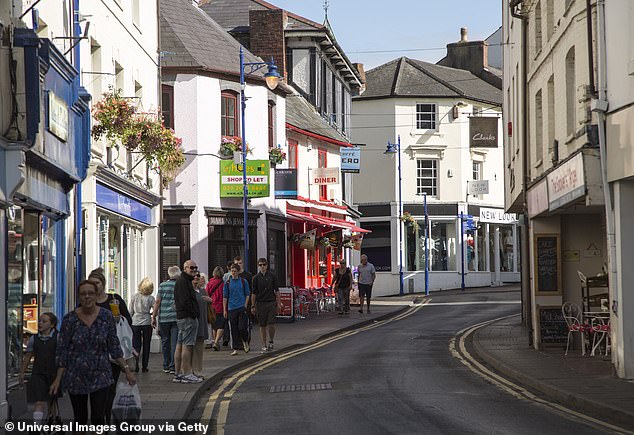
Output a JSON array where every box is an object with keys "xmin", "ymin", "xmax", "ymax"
[{"xmin": 469, "ymin": 117, "xmax": 499, "ymax": 148}]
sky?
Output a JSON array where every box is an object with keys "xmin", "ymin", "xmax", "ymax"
[{"xmin": 268, "ymin": 0, "xmax": 502, "ymax": 70}]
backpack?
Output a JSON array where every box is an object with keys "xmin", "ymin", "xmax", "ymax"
[{"xmin": 226, "ymin": 277, "xmax": 248, "ymax": 304}]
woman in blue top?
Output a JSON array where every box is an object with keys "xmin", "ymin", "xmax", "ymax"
[
  {"xmin": 223, "ymin": 263, "xmax": 251, "ymax": 356},
  {"xmin": 50, "ymin": 280, "xmax": 136, "ymax": 425}
]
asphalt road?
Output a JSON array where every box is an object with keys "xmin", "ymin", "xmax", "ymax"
[{"xmin": 198, "ymin": 289, "xmax": 608, "ymax": 435}]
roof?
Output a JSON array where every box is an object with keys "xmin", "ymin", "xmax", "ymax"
[
  {"xmin": 355, "ymin": 57, "xmax": 502, "ymax": 105},
  {"xmin": 159, "ymin": 0, "xmax": 263, "ymax": 75},
  {"xmin": 286, "ymin": 95, "xmax": 350, "ymax": 146}
]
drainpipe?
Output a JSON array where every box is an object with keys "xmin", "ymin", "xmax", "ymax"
[
  {"xmin": 73, "ymin": 0, "xmax": 83, "ymax": 302},
  {"xmin": 593, "ymin": 0, "xmax": 619, "ymax": 374}
]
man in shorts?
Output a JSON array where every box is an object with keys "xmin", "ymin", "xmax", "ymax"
[
  {"xmin": 251, "ymin": 258, "xmax": 281, "ymax": 353},
  {"xmin": 173, "ymin": 259, "xmax": 202, "ymax": 383},
  {"xmin": 357, "ymin": 254, "xmax": 376, "ymax": 313}
]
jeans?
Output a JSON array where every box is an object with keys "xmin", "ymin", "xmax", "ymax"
[
  {"xmin": 337, "ymin": 286, "xmax": 350, "ymax": 313},
  {"xmin": 104, "ymin": 363, "xmax": 120, "ymax": 424},
  {"xmin": 69, "ymin": 387, "xmax": 109, "ymax": 425},
  {"xmin": 132, "ymin": 324, "xmax": 153, "ymax": 370},
  {"xmin": 228, "ymin": 308, "xmax": 250, "ymax": 349},
  {"xmin": 159, "ymin": 321, "xmax": 178, "ymax": 371}
]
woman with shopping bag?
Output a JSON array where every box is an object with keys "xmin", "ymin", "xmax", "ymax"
[
  {"xmin": 50, "ymin": 280, "xmax": 136, "ymax": 425},
  {"xmin": 88, "ymin": 267, "xmax": 134, "ymax": 424}
]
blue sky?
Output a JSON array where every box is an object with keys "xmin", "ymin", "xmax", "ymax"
[{"xmin": 269, "ymin": 0, "xmax": 502, "ymax": 70}]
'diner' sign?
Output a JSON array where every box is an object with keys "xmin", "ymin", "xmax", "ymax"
[
  {"xmin": 220, "ymin": 160, "xmax": 270, "ymax": 198},
  {"xmin": 310, "ymin": 167, "xmax": 340, "ymax": 185}
]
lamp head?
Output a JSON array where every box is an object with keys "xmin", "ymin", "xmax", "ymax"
[
  {"xmin": 264, "ymin": 62, "xmax": 281, "ymax": 90},
  {"xmin": 384, "ymin": 143, "xmax": 398, "ymax": 154}
]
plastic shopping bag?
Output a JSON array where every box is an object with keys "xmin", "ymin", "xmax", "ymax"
[
  {"xmin": 113, "ymin": 316, "xmax": 135, "ymax": 360},
  {"xmin": 112, "ymin": 382, "xmax": 142, "ymax": 433}
]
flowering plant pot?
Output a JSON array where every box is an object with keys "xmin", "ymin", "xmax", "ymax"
[
  {"xmin": 220, "ymin": 136, "xmax": 252, "ymax": 157},
  {"xmin": 399, "ymin": 212, "xmax": 420, "ymax": 232},
  {"xmin": 268, "ymin": 147, "xmax": 286, "ymax": 165}
]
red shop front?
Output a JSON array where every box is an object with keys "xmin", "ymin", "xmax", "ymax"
[{"xmin": 286, "ymin": 199, "xmax": 370, "ymax": 289}]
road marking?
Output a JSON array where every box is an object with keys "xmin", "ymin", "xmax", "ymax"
[
  {"xmin": 425, "ymin": 301, "xmax": 520, "ymax": 306},
  {"xmin": 450, "ymin": 315, "xmax": 633, "ymax": 435},
  {"xmin": 199, "ymin": 299, "xmax": 431, "ymax": 434}
]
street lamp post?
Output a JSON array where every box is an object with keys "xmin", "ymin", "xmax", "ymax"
[
  {"xmin": 239, "ymin": 46, "xmax": 280, "ymax": 273},
  {"xmin": 424, "ymin": 192, "xmax": 429, "ymax": 296},
  {"xmin": 385, "ymin": 135, "xmax": 404, "ymax": 296}
]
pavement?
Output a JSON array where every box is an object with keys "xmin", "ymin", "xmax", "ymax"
[{"xmin": 10, "ymin": 286, "xmax": 634, "ymax": 431}]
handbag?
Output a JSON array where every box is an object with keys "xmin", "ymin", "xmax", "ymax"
[
  {"xmin": 43, "ymin": 397, "xmax": 64, "ymax": 435},
  {"xmin": 207, "ymin": 303, "xmax": 216, "ymax": 324}
]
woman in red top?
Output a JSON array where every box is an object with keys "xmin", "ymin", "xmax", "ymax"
[{"xmin": 205, "ymin": 266, "xmax": 226, "ymax": 351}]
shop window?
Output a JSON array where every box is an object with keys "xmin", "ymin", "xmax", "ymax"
[
  {"xmin": 430, "ymin": 220, "xmax": 457, "ymax": 271},
  {"xmin": 466, "ymin": 222, "xmax": 486, "ymax": 272},
  {"xmin": 221, "ymin": 91, "xmax": 238, "ymax": 137},
  {"xmin": 360, "ymin": 221, "xmax": 391, "ymax": 272}
]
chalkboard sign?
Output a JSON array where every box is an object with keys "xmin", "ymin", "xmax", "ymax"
[
  {"xmin": 535, "ymin": 235, "xmax": 560, "ymax": 294},
  {"xmin": 539, "ymin": 307, "xmax": 568, "ymax": 344}
]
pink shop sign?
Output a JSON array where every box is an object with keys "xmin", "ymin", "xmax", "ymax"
[{"xmin": 547, "ymin": 153, "xmax": 585, "ymax": 211}]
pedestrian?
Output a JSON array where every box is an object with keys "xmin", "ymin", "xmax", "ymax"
[
  {"xmin": 130, "ymin": 277, "xmax": 155, "ymax": 373},
  {"xmin": 332, "ymin": 259, "xmax": 353, "ymax": 314},
  {"xmin": 357, "ymin": 254, "xmax": 377, "ymax": 313},
  {"xmin": 173, "ymin": 259, "xmax": 202, "ymax": 384},
  {"xmin": 205, "ymin": 266, "xmax": 226, "ymax": 351},
  {"xmin": 233, "ymin": 256, "xmax": 253, "ymax": 284},
  {"xmin": 192, "ymin": 272, "xmax": 212, "ymax": 378},
  {"xmin": 18, "ymin": 312, "xmax": 59, "ymax": 424},
  {"xmin": 223, "ymin": 261, "xmax": 233, "ymax": 283},
  {"xmin": 223, "ymin": 263, "xmax": 251, "ymax": 356},
  {"xmin": 152, "ymin": 266, "xmax": 180, "ymax": 375},
  {"xmin": 88, "ymin": 267, "xmax": 133, "ymax": 424},
  {"xmin": 50, "ymin": 280, "xmax": 135, "ymax": 425},
  {"xmin": 251, "ymin": 258, "xmax": 281, "ymax": 353}
]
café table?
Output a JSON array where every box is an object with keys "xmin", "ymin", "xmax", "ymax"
[{"xmin": 583, "ymin": 311, "xmax": 610, "ymax": 356}]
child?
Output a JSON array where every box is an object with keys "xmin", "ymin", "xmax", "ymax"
[{"xmin": 18, "ymin": 312, "xmax": 59, "ymax": 423}]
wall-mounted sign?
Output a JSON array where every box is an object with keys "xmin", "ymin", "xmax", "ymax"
[
  {"xmin": 96, "ymin": 183, "xmax": 152, "ymax": 225},
  {"xmin": 469, "ymin": 117, "xmax": 499, "ymax": 148},
  {"xmin": 479, "ymin": 207, "xmax": 518, "ymax": 224},
  {"xmin": 48, "ymin": 91, "xmax": 68, "ymax": 141},
  {"xmin": 341, "ymin": 147, "xmax": 361, "ymax": 173},
  {"xmin": 274, "ymin": 168, "xmax": 298, "ymax": 199},
  {"xmin": 310, "ymin": 167, "xmax": 340, "ymax": 185},
  {"xmin": 468, "ymin": 180, "xmax": 489, "ymax": 195},
  {"xmin": 534, "ymin": 234, "xmax": 561, "ymax": 295},
  {"xmin": 527, "ymin": 178, "xmax": 549, "ymax": 218},
  {"xmin": 220, "ymin": 160, "xmax": 270, "ymax": 198},
  {"xmin": 547, "ymin": 153, "xmax": 585, "ymax": 211}
]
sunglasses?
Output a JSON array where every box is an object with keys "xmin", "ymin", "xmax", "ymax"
[
  {"xmin": 195, "ymin": 274, "xmax": 201, "ymax": 278},
  {"xmin": 188, "ymin": 266, "xmax": 198, "ymax": 270},
  {"xmin": 258, "ymin": 263, "xmax": 267, "ymax": 266}
]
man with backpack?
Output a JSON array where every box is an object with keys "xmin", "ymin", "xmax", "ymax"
[
  {"xmin": 251, "ymin": 258, "xmax": 281, "ymax": 353},
  {"xmin": 223, "ymin": 263, "xmax": 252, "ymax": 355}
]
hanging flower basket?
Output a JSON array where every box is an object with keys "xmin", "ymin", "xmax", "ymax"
[
  {"xmin": 220, "ymin": 136, "xmax": 252, "ymax": 158},
  {"xmin": 269, "ymin": 147, "xmax": 286, "ymax": 165},
  {"xmin": 399, "ymin": 212, "xmax": 420, "ymax": 232},
  {"xmin": 320, "ymin": 237, "xmax": 331, "ymax": 247},
  {"xmin": 91, "ymin": 90, "xmax": 185, "ymax": 187}
]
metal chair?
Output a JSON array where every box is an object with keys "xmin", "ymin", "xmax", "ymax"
[
  {"xmin": 562, "ymin": 302, "xmax": 588, "ymax": 356},
  {"xmin": 590, "ymin": 316, "xmax": 610, "ymax": 356}
]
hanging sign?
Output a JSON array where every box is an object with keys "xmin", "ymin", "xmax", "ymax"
[
  {"xmin": 341, "ymin": 147, "xmax": 361, "ymax": 173},
  {"xmin": 468, "ymin": 180, "xmax": 489, "ymax": 195},
  {"xmin": 469, "ymin": 117, "xmax": 499, "ymax": 148},
  {"xmin": 298, "ymin": 229, "xmax": 317, "ymax": 250},
  {"xmin": 351, "ymin": 233, "xmax": 364, "ymax": 251},
  {"xmin": 274, "ymin": 169, "xmax": 298, "ymax": 199},
  {"xmin": 310, "ymin": 167, "xmax": 340, "ymax": 185},
  {"xmin": 220, "ymin": 160, "xmax": 270, "ymax": 198},
  {"xmin": 479, "ymin": 207, "xmax": 518, "ymax": 224}
]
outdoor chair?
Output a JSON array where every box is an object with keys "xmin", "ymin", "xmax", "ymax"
[
  {"xmin": 590, "ymin": 316, "xmax": 610, "ymax": 357},
  {"xmin": 562, "ymin": 302, "xmax": 588, "ymax": 356}
]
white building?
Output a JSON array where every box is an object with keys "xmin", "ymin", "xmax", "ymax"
[
  {"xmin": 352, "ymin": 38, "xmax": 517, "ymax": 296},
  {"xmin": 159, "ymin": 0, "xmax": 287, "ymax": 281}
]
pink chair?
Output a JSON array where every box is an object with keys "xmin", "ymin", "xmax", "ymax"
[{"xmin": 562, "ymin": 302, "xmax": 589, "ymax": 355}]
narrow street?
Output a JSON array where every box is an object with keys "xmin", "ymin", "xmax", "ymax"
[{"xmin": 191, "ymin": 290, "xmax": 610, "ymax": 435}]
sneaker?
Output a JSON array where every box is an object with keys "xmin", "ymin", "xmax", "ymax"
[
  {"xmin": 261, "ymin": 346, "xmax": 268, "ymax": 353},
  {"xmin": 172, "ymin": 375, "xmax": 182, "ymax": 383},
  {"xmin": 181, "ymin": 374, "xmax": 203, "ymax": 384},
  {"xmin": 212, "ymin": 343, "xmax": 219, "ymax": 351},
  {"xmin": 192, "ymin": 372, "xmax": 204, "ymax": 380},
  {"xmin": 231, "ymin": 350, "xmax": 238, "ymax": 356},
  {"xmin": 163, "ymin": 368, "xmax": 171, "ymax": 373},
  {"xmin": 359, "ymin": 309, "xmax": 363, "ymax": 313},
  {"xmin": 267, "ymin": 342, "xmax": 274, "ymax": 351},
  {"xmin": 243, "ymin": 341, "xmax": 250, "ymax": 353},
  {"xmin": 338, "ymin": 312, "xmax": 344, "ymax": 315},
  {"xmin": 169, "ymin": 369, "xmax": 176, "ymax": 375},
  {"xmin": 205, "ymin": 343, "xmax": 213, "ymax": 349}
]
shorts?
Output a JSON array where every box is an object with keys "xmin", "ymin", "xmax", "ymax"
[
  {"xmin": 358, "ymin": 283, "xmax": 373, "ymax": 299},
  {"xmin": 27, "ymin": 372, "xmax": 61, "ymax": 403},
  {"xmin": 213, "ymin": 313, "xmax": 226, "ymax": 330},
  {"xmin": 256, "ymin": 301, "xmax": 277, "ymax": 327},
  {"xmin": 176, "ymin": 317, "xmax": 198, "ymax": 346}
]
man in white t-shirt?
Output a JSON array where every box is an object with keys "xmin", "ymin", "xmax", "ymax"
[{"xmin": 357, "ymin": 254, "xmax": 376, "ymax": 313}]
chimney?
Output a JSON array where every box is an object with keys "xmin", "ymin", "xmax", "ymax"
[
  {"xmin": 460, "ymin": 27, "xmax": 468, "ymax": 42},
  {"xmin": 352, "ymin": 63, "xmax": 366, "ymax": 96},
  {"xmin": 249, "ymin": 9, "xmax": 288, "ymax": 80}
]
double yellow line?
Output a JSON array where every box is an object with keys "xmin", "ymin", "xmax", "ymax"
[
  {"xmin": 450, "ymin": 316, "xmax": 633, "ymax": 435},
  {"xmin": 199, "ymin": 300, "xmax": 431, "ymax": 434}
]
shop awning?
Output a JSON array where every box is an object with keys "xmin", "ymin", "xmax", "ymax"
[{"xmin": 286, "ymin": 209, "xmax": 370, "ymax": 233}]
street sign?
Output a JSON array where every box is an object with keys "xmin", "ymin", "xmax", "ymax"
[
  {"xmin": 469, "ymin": 180, "xmax": 489, "ymax": 195},
  {"xmin": 461, "ymin": 214, "xmax": 476, "ymax": 232}
]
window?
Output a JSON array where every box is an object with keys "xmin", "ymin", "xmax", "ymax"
[
  {"xmin": 416, "ymin": 159, "xmax": 438, "ymax": 196},
  {"xmin": 115, "ymin": 61, "xmax": 124, "ymax": 93},
  {"xmin": 132, "ymin": 0, "xmax": 141, "ymax": 28},
  {"xmin": 546, "ymin": 0, "xmax": 554, "ymax": 40},
  {"xmin": 547, "ymin": 75, "xmax": 555, "ymax": 158},
  {"xmin": 416, "ymin": 103, "xmax": 436, "ymax": 130},
  {"xmin": 565, "ymin": 47, "xmax": 576, "ymax": 137},
  {"xmin": 288, "ymin": 140, "xmax": 298, "ymax": 169},
  {"xmin": 472, "ymin": 161, "xmax": 482, "ymax": 181},
  {"xmin": 534, "ymin": 1, "xmax": 542, "ymax": 54},
  {"xmin": 535, "ymin": 89, "xmax": 543, "ymax": 163},
  {"xmin": 90, "ymin": 40, "xmax": 102, "ymax": 96},
  {"xmin": 360, "ymin": 222, "xmax": 392, "ymax": 271},
  {"xmin": 221, "ymin": 91, "xmax": 238, "ymax": 137},
  {"xmin": 268, "ymin": 101, "xmax": 275, "ymax": 149},
  {"xmin": 318, "ymin": 148, "xmax": 327, "ymax": 200},
  {"xmin": 162, "ymin": 85, "xmax": 174, "ymax": 130}
]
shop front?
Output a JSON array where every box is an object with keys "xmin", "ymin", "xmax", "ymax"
[{"xmin": 205, "ymin": 208, "xmax": 260, "ymax": 275}]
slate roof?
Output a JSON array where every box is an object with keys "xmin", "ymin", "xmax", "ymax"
[
  {"xmin": 286, "ymin": 95, "xmax": 349, "ymax": 144},
  {"xmin": 355, "ymin": 57, "xmax": 502, "ymax": 105},
  {"xmin": 199, "ymin": 0, "xmax": 323, "ymax": 33},
  {"xmin": 159, "ymin": 0, "xmax": 263, "ymax": 74}
]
